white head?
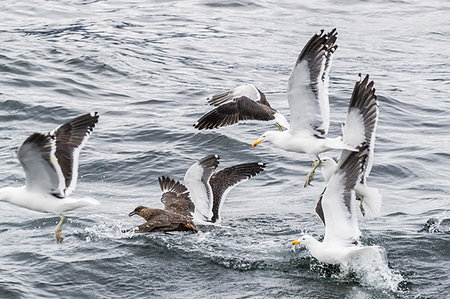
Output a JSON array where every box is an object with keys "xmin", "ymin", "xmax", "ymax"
[
  {"xmin": 251, "ymin": 131, "xmax": 281, "ymax": 147},
  {"xmin": 291, "ymin": 234, "xmax": 317, "ymax": 248},
  {"xmin": 313, "ymin": 157, "xmax": 337, "ymax": 182}
]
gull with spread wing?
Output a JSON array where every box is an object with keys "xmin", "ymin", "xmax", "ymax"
[
  {"xmin": 291, "ymin": 144, "xmax": 381, "ymax": 268},
  {"xmin": 0, "ymin": 113, "xmax": 100, "ymax": 243},
  {"xmin": 251, "ymin": 29, "xmax": 357, "ymax": 186},
  {"xmin": 314, "ymin": 74, "xmax": 382, "ymax": 217},
  {"xmin": 193, "ymin": 84, "xmax": 290, "ymax": 131}
]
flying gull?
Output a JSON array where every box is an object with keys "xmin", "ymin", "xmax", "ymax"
[
  {"xmin": 291, "ymin": 143, "xmax": 380, "ymax": 267},
  {"xmin": 0, "ymin": 113, "xmax": 100, "ymax": 243},
  {"xmin": 127, "ymin": 155, "xmax": 265, "ymax": 232},
  {"xmin": 314, "ymin": 74, "xmax": 382, "ymax": 217},
  {"xmin": 252, "ymin": 29, "xmax": 358, "ymax": 187},
  {"xmin": 193, "ymin": 84, "xmax": 290, "ymax": 131}
]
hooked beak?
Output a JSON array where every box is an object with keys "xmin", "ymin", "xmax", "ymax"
[
  {"xmin": 128, "ymin": 211, "xmax": 137, "ymax": 217},
  {"xmin": 291, "ymin": 240, "xmax": 301, "ymax": 246}
]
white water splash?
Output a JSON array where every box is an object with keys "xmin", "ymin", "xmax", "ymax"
[
  {"xmin": 81, "ymin": 221, "xmax": 135, "ymax": 241},
  {"xmin": 347, "ymin": 246, "xmax": 403, "ymax": 292}
]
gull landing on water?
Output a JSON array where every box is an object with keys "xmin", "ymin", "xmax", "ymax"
[
  {"xmin": 250, "ymin": 29, "xmax": 357, "ymax": 186},
  {"xmin": 292, "ymin": 144, "xmax": 381, "ymax": 268},
  {"xmin": 193, "ymin": 84, "xmax": 290, "ymax": 131},
  {"xmin": 314, "ymin": 75, "xmax": 382, "ymax": 217},
  {"xmin": 0, "ymin": 113, "xmax": 100, "ymax": 243}
]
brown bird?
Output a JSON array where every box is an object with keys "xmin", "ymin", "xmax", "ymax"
[
  {"xmin": 127, "ymin": 177, "xmax": 198, "ymax": 233},
  {"xmin": 126, "ymin": 155, "xmax": 266, "ymax": 233}
]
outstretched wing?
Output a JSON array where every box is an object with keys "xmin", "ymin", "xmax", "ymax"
[
  {"xmin": 209, "ymin": 162, "xmax": 266, "ymax": 223},
  {"xmin": 287, "ymin": 29, "xmax": 337, "ymax": 136},
  {"xmin": 184, "ymin": 155, "xmax": 220, "ymax": 222},
  {"xmin": 340, "ymin": 74, "xmax": 379, "ymax": 182},
  {"xmin": 159, "ymin": 176, "xmax": 194, "ymax": 217},
  {"xmin": 194, "ymin": 96, "xmax": 277, "ymax": 130},
  {"xmin": 17, "ymin": 112, "xmax": 99, "ymax": 197},
  {"xmin": 321, "ymin": 144, "xmax": 368, "ymax": 247},
  {"xmin": 206, "ymin": 84, "xmax": 268, "ymax": 106}
]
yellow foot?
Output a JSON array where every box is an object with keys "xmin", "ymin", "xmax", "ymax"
[
  {"xmin": 276, "ymin": 123, "xmax": 283, "ymax": 132},
  {"xmin": 55, "ymin": 230, "xmax": 64, "ymax": 243},
  {"xmin": 359, "ymin": 197, "xmax": 366, "ymax": 217}
]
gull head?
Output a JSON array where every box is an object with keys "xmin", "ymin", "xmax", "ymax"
[
  {"xmin": 291, "ymin": 234, "xmax": 316, "ymax": 247},
  {"xmin": 252, "ymin": 131, "xmax": 279, "ymax": 147},
  {"xmin": 313, "ymin": 157, "xmax": 336, "ymax": 168},
  {"xmin": 129, "ymin": 206, "xmax": 147, "ymax": 217}
]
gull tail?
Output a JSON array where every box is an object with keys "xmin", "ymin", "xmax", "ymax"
[
  {"xmin": 327, "ymin": 136, "xmax": 358, "ymax": 152},
  {"xmin": 357, "ymin": 184, "xmax": 382, "ymax": 217}
]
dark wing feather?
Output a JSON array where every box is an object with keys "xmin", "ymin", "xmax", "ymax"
[
  {"xmin": 194, "ymin": 96, "xmax": 276, "ymax": 130},
  {"xmin": 158, "ymin": 176, "xmax": 194, "ymax": 217},
  {"xmin": 53, "ymin": 112, "xmax": 99, "ymax": 196},
  {"xmin": 340, "ymin": 74, "xmax": 379, "ymax": 183},
  {"xmin": 209, "ymin": 162, "xmax": 266, "ymax": 223}
]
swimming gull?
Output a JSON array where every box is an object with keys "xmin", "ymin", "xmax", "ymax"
[
  {"xmin": 314, "ymin": 74, "xmax": 382, "ymax": 217},
  {"xmin": 0, "ymin": 112, "xmax": 100, "ymax": 243},
  {"xmin": 193, "ymin": 84, "xmax": 290, "ymax": 131},
  {"xmin": 251, "ymin": 29, "xmax": 356, "ymax": 186},
  {"xmin": 291, "ymin": 143, "xmax": 380, "ymax": 267}
]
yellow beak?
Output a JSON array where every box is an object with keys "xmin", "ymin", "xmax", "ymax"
[
  {"xmin": 312, "ymin": 161, "xmax": 318, "ymax": 167},
  {"xmin": 252, "ymin": 140, "xmax": 263, "ymax": 147},
  {"xmin": 291, "ymin": 240, "xmax": 300, "ymax": 245}
]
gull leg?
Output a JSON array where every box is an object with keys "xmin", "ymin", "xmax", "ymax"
[
  {"xmin": 304, "ymin": 159, "xmax": 321, "ymax": 188},
  {"xmin": 55, "ymin": 216, "xmax": 66, "ymax": 243},
  {"xmin": 357, "ymin": 196, "xmax": 366, "ymax": 216},
  {"xmin": 276, "ymin": 123, "xmax": 283, "ymax": 132}
]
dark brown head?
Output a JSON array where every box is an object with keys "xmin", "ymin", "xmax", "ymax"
[{"xmin": 129, "ymin": 206, "xmax": 148, "ymax": 217}]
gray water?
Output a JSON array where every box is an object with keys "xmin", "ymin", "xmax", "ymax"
[{"xmin": 0, "ymin": 0, "xmax": 449, "ymax": 298}]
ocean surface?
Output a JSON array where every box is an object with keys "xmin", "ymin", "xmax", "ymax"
[{"xmin": 0, "ymin": 0, "xmax": 449, "ymax": 298}]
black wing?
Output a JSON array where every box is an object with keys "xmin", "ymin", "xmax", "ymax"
[
  {"xmin": 209, "ymin": 162, "xmax": 266, "ymax": 223},
  {"xmin": 194, "ymin": 96, "xmax": 276, "ymax": 130}
]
